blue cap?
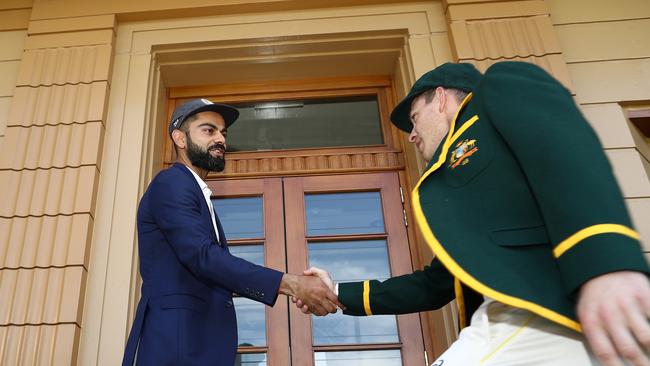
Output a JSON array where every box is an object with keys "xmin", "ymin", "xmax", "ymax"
[{"xmin": 169, "ymin": 98, "xmax": 239, "ymax": 135}]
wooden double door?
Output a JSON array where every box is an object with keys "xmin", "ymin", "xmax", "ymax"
[{"xmin": 208, "ymin": 172, "xmax": 426, "ymax": 366}]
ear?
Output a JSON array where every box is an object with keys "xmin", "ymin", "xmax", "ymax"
[
  {"xmin": 171, "ymin": 129, "xmax": 186, "ymax": 149},
  {"xmin": 436, "ymin": 87, "xmax": 447, "ymax": 113}
]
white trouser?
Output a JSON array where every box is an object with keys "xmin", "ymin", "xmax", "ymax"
[{"xmin": 431, "ymin": 299, "xmax": 606, "ymax": 366}]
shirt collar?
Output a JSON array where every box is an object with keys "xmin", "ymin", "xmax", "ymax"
[{"xmin": 185, "ymin": 165, "xmax": 209, "ymax": 193}]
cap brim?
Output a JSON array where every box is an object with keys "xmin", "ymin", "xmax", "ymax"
[{"xmin": 390, "ymin": 91, "xmax": 421, "ymax": 133}]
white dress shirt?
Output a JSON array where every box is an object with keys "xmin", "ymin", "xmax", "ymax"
[{"xmin": 186, "ymin": 166, "xmax": 220, "ymax": 242}]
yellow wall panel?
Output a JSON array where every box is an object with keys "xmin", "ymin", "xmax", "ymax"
[
  {"xmin": 25, "ymin": 29, "xmax": 114, "ymax": 49},
  {"xmin": 0, "ymin": 324, "xmax": 79, "ymax": 366},
  {"xmin": 0, "ymin": 9, "xmax": 30, "ymax": 31},
  {"xmin": 451, "ymin": 15, "xmax": 560, "ymax": 60},
  {"xmin": 28, "ymin": 14, "xmax": 116, "ymax": 35},
  {"xmin": 18, "ymin": 45, "xmax": 113, "ymax": 87},
  {"xmin": 0, "ymin": 214, "xmax": 93, "ymax": 269},
  {"xmin": 0, "ymin": 267, "xmax": 85, "ymax": 325},
  {"xmin": 469, "ymin": 54, "xmax": 574, "ymax": 92},
  {"xmin": 408, "ymin": 36, "xmax": 437, "ymax": 78},
  {"xmin": 548, "ymin": 0, "xmax": 650, "ymax": 24},
  {"xmin": 430, "ymin": 33, "xmax": 454, "ymax": 65},
  {"xmin": 568, "ymin": 59, "xmax": 650, "ymax": 104},
  {"xmin": 0, "ymin": 0, "xmax": 33, "ymax": 11},
  {"xmin": 0, "ymin": 122, "xmax": 105, "ymax": 170},
  {"xmin": 447, "ymin": 0, "xmax": 548, "ymax": 20},
  {"xmin": 9, "ymin": 82, "xmax": 109, "ymax": 127},
  {"xmin": 556, "ymin": 19, "xmax": 650, "ymax": 63},
  {"xmin": 0, "ymin": 61, "xmax": 20, "ymax": 97},
  {"xmin": 628, "ymin": 118, "xmax": 650, "ymax": 163},
  {"xmin": 0, "ymin": 97, "xmax": 10, "ymax": 137},
  {"xmin": 580, "ymin": 103, "xmax": 636, "ymax": 149},
  {"xmin": 29, "ymin": 0, "xmax": 416, "ymax": 20},
  {"xmin": 0, "ymin": 30, "xmax": 27, "ymax": 61},
  {"xmin": 0, "ymin": 166, "xmax": 99, "ymax": 217},
  {"xmin": 606, "ymin": 148, "xmax": 650, "ymax": 198},
  {"xmin": 628, "ymin": 198, "xmax": 650, "ymax": 252}
]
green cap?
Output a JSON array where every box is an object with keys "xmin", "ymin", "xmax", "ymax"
[{"xmin": 390, "ymin": 62, "xmax": 482, "ymax": 132}]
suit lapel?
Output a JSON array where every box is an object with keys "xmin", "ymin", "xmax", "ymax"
[{"xmin": 173, "ymin": 163, "xmax": 225, "ymax": 246}]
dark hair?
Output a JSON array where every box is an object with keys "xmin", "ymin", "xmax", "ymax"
[
  {"xmin": 421, "ymin": 87, "xmax": 468, "ymax": 104},
  {"xmin": 172, "ymin": 113, "xmax": 199, "ymax": 154}
]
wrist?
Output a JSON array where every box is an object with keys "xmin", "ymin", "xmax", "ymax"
[{"xmin": 279, "ymin": 273, "xmax": 298, "ymax": 297}]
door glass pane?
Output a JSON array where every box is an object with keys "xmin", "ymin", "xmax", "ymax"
[
  {"xmin": 230, "ymin": 245, "xmax": 266, "ymax": 347},
  {"xmin": 308, "ymin": 240, "xmax": 398, "ymax": 345},
  {"xmin": 212, "ymin": 197, "xmax": 264, "ymax": 239},
  {"xmin": 230, "ymin": 244, "xmax": 265, "ymax": 266},
  {"xmin": 227, "ymin": 96, "xmax": 383, "ymax": 152},
  {"xmin": 233, "ymin": 297, "xmax": 266, "ymax": 347},
  {"xmin": 314, "ymin": 350, "xmax": 402, "ymax": 366},
  {"xmin": 305, "ymin": 192, "xmax": 385, "ymax": 236},
  {"xmin": 235, "ymin": 353, "xmax": 267, "ymax": 366}
]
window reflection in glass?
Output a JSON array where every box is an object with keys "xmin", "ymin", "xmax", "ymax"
[
  {"xmin": 309, "ymin": 241, "xmax": 398, "ymax": 345},
  {"xmin": 234, "ymin": 297, "xmax": 266, "ymax": 347},
  {"xmin": 212, "ymin": 197, "xmax": 264, "ymax": 239},
  {"xmin": 229, "ymin": 245, "xmax": 264, "ymax": 266},
  {"xmin": 234, "ymin": 352, "xmax": 267, "ymax": 366},
  {"xmin": 230, "ymin": 245, "xmax": 266, "ymax": 347},
  {"xmin": 305, "ymin": 192, "xmax": 385, "ymax": 236},
  {"xmin": 227, "ymin": 96, "xmax": 383, "ymax": 152},
  {"xmin": 314, "ymin": 350, "xmax": 402, "ymax": 366}
]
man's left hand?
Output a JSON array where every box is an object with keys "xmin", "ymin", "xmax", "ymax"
[{"xmin": 577, "ymin": 271, "xmax": 650, "ymax": 366}]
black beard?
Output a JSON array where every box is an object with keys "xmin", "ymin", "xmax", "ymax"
[{"xmin": 186, "ymin": 133, "xmax": 226, "ymax": 172}]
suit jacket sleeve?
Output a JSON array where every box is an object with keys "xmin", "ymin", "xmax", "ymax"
[
  {"xmin": 338, "ymin": 257, "xmax": 454, "ymax": 316},
  {"xmin": 478, "ymin": 61, "xmax": 649, "ymax": 295},
  {"xmin": 148, "ymin": 171, "xmax": 283, "ymax": 306}
]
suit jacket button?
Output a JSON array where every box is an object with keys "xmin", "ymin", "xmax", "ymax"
[
  {"xmin": 226, "ymin": 300, "xmax": 233, "ymax": 308},
  {"xmin": 260, "ymin": 292, "xmax": 265, "ymax": 297}
]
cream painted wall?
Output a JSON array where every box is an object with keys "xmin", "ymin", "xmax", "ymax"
[
  {"xmin": 0, "ymin": 30, "xmax": 26, "ymax": 151},
  {"xmin": 548, "ymin": 0, "xmax": 650, "ymax": 250}
]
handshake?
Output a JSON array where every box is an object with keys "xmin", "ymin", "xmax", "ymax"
[{"xmin": 279, "ymin": 267, "xmax": 344, "ymax": 316}]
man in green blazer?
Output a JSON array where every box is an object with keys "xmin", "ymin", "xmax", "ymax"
[{"xmin": 297, "ymin": 62, "xmax": 650, "ymax": 365}]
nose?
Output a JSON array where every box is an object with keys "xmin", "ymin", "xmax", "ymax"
[{"xmin": 214, "ymin": 130, "xmax": 226, "ymax": 144}]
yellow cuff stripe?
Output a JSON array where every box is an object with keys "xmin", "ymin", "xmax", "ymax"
[
  {"xmin": 554, "ymin": 224, "xmax": 640, "ymax": 258},
  {"xmin": 363, "ymin": 280, "xmax": 373, "ymax": 316}
]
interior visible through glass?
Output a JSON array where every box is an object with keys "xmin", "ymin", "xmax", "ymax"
[{"xmin": 226, "ymin": 96, "xmax": 383, "ymax": 152}]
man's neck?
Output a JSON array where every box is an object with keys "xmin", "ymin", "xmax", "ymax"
[{"xmin": 177, "ymin": 156, "xmax": 208, "ymax": 180}]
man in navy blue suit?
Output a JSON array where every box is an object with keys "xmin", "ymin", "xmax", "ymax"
[{"xmin": 122, "ymin": 98, "xmax": 343, "ymax": 366}]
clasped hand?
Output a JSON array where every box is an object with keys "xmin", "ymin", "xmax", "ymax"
[
  {"xmin": 280, "ymin": 268, "xmax": 344, "ymax": 316},
  {"xmin": 289, "ymin": 267, "xmax": 342, "ymax": 316}
]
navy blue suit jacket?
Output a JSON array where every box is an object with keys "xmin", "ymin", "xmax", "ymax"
[{"xmin": 122, "ymin": 163, "xmax": 283, "ymax": 366}]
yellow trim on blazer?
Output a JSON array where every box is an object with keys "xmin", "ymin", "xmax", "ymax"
[
  {"xmin": 449, "ymin": 116, "xmax": 479, "ymax": 146},
  {"xmin": 554, "ymin": 224, "xmax": 640, "ymax": 258},
  {"xmin": 454, "ymin": 278, "xmax": 466, "ymax": 328},
  {"xmin": 363, "ymin": 280, "xmax": 373, "ymax": 315},
  {"xmin": 411, "ymin": 93, "xmax": 582, "ymax": 333}
]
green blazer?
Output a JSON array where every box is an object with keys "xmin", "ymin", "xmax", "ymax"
[{"xmin": 339, "ymin": 61, "xmax": 649, "ymax": 332}]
